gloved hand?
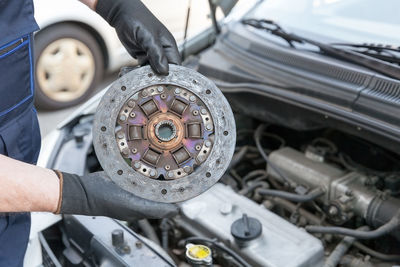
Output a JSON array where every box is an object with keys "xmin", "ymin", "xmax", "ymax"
[
  {"xmin": 54, "ymin": 171, "xmax": 178, "ymax": 221},
  {"xmin": 96, "ymin": 0, "xmax": 181, "ymax": 75}
]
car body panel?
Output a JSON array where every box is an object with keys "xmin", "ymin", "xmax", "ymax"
[
  {"xmin": 33, "ymin": 0, "xmax": 134, "ymax": 71},
  {"xmin": 197, "ymin": 20, "xmax": 400, "ymax": 152}
]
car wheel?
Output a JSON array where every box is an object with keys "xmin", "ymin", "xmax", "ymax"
[{"xmin": 34, "ymin": 23, "xmax": 104, "ymax": 110}]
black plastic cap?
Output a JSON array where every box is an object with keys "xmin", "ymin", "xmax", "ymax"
[
  {"xmin": 231, "ymin": 214, "xmax": 262, "ymax": 242},
  {"xmin": 112, "ymin": 229, "xmax": 124, "ymax": 247}
]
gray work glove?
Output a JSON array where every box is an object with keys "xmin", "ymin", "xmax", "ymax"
[
  {"xmin": 96, "ymin": 0, "xmax": 181, "ymax": 75},
  {"xmin": 54, "ymin": 171, "xmax": 178, "ymax": 220}
]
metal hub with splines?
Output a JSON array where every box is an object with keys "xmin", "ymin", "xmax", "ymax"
[
  {"xmin": 116, "ymin": 84, "xmax": 215, "ymax": 180},
  {"xmin": 93, "ymin": 65, "xmax": 235, "ymax": 203}
]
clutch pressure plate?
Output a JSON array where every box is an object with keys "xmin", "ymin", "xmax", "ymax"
[{"xmin": 93, "ymin": 65, "xmax": 236, "ymax": 203}]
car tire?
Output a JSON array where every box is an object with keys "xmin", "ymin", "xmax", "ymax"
[{"xmin": 34, "ymin": 23, "xmax": 104, "ymax": 110}]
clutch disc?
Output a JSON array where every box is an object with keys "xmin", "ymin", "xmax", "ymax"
[{"xmin": 93, "ymin": 65, "xmax": 236, "ymax": 203}]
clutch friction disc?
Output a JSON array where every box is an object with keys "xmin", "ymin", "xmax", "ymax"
[{"xmin": 93, "ymin": 65, "xmax": 236, "ymax": 203}]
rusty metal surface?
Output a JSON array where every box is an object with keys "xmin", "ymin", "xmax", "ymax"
[{"xmin": 93, "ymin": 65, "xmax": 236, "ymax": 203}]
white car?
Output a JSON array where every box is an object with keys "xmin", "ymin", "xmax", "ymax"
[
  {"xmin": 33, "ymin": 0, "xmax": 134, "ymax": 110},
  {"xmin": 26, "ymin": 0, "xmax": 400, "ymax": 266}
]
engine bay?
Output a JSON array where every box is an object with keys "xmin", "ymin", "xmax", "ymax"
[{"xmin": 41, "ymin": 109, "xmax": 400, "ymax": 266}]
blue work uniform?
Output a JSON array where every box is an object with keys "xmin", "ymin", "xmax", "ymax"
[{"xmin": 0, "ymin": 0, "xmax": 41, "ymax": 266}]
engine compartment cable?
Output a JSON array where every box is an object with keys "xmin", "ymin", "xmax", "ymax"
[
  {"xmin": 257, "ymin": 187, "xmax": 325, "ymax": 203},
  {"xmin": 324, "ymin": 226, "xmax": 369, "ymax": 267},
  {"xmin": 137, "ymin": 219, "xmax": 161, "ymax": 246},
  {"xmin": 306, "ymin": 211, "xmax": 400, "ymax": 239},
  {"xmin": 353, "ymin": 241, "xmax": 400, "ymax": 262},
  {"xmin": 228, "ymin": 145, "xmax": 249, "ymax": 170},
  {"xmin": 254, "ymin": 124, "xmax": 291, "ymax": 185},
  {"xmin": 239, "ymin": 181, "xmax": 269, "ymax": 195}
]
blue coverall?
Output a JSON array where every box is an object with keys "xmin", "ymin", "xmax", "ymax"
[{"xmin": 0, "ymin": 0, "xmax": 41, "ymax": 266}]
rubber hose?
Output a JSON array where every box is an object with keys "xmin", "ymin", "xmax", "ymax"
[
  {"xmin": 324, "ymin": 226, "xmax": 369, "ymax": 267},
  {"xmin": 306, "ymin": 211, "xmax": 400, "ymax": 239},
  {"xmin": 353, "ymin": 242, "xmax": 400, "ymax": 262},
  {"xmin": 138, "ymin": 219, "xmax": 160, "ymax": 246},
  {"xmin": 257, "ymin": 187, "xmax": 325, "ymax": 203}
]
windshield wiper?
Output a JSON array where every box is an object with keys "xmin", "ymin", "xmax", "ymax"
[
  {"xmin": 330, "ymin": 43, "xmax": 400, "ymax": 65},
  {"xmin": 242, "ymin": 19, "xmax": 400, "ymax": 80}
]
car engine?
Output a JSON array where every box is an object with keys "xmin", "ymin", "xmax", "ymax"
[
  {"xmin": 40, "ymin": 107, "xmax": 400, "ymax": 267},
  {"xmin": 38, "ymin": 69, "xmax": 400, "ymax": 267},
  {"xmin": 35, "ymin": 90, "xmax": 400, "ymax": 267},
  {"xmin": 161, "ymin": 119, "xmax": 400, "ymax": 267},
  {"xmin": 178, "ymin": 183, "xmax": 324, "ymax": 266}
]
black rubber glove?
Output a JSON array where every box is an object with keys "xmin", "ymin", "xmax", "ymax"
[
  {"xmin": 54, "ymin": 171, "xmax": 178, "ymax": 221},
  {"xmin": 96, "ymin": 0, "xmax": 181, "ymax": 75}
]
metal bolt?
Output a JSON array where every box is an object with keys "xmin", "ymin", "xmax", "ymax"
[
  {"xmin": 328, "ymin": 206, "xmax": 339, "ymax": 216},
  {"xmin": 127, "ymin": 100, "xmax": 135, "ymax": 108},
  {"xmin": 122, "ymin": 148, "xmax": 129, "ymax": 156},
  {"xmin": 205, "ymin": 140, "xmax": 212, "ymax": 147},
  {"xmin": 119, "ymin": 114, "xmax": 127, "ymax": 121},
  {"xmin": 131, "ymin": 148, "xmax": 137, "ymax": 154},
  {"xmin": 161, "ymin": 94, "xmax": 167, "ymax": 99},
  {"xmin": 157, "ymin": 86, "xmax": 164, "ymax": 93},
  {"xmin": 134, "ymin": 161, "xmax": 141, "ymax": 169},
  {"xmin": 206, "ymin": 124, "xmax": 213, "ymax": 131},
  {"xmin": 195, "ymin": 145, "xmax": 201, "ymax": 151},
  {"xmin": 183, "ymin": 166, "xmax": 191, "ymax": 173},
  {"xmin": 135, "ymin": 241, "xmax": 143, "ymax": 249},
  {"xmin": 167, "ymin": 171, "xmax": 174, "ymax": 178},
  {"xmin": 130, "ymin": 112, "xmax": 136, "ymax": 118},
  {"xmin": 189, "ymin": 95, "xmax": 196, "ymax": 102},
  {"xmin": 192, "ymin": 110, "xmax": 199, "ymax": 116},
  {"xmin": 174, "ymin": 88, "xmax": 181, "ymax": 94},
  {"xmin": 150, "ymin": 169, "xmax": 157, "ymax": 177},
  {"xmin": 164, "ymin": 165, "xmax": 171, "ymax": 170},
  {"xmin": 117, "ymin": 131, "xmax": 124, "ymax": 139},
  {"xmin": 121, "ymin": 245, "xmax": 131, "ymax": 254},
  {"xmin": 142, "ymin": 90, "xmax": 148, "ymax": 97},
  {"xmin": 201, "ymin": 109, "xmax": 207, "ymax": 115}
]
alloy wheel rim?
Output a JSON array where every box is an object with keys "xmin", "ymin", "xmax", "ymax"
[{"xmin": 36, "ymin": 38, "xmax": 95, "ymax": 102}]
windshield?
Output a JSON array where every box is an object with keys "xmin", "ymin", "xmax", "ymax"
[{"xmin": 247, "ymin": 0, "xmax": 400, "ymax": 46}]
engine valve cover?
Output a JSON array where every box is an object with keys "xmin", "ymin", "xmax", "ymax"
[{"xmin": 93, "ymin": 65, "xmax": 236, "ymax": 203}]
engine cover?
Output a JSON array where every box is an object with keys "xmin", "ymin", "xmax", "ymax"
[
  {"xmin": 93, "ymin": 65, "xmax": 235, "ymax": 203},
  {"xmin": 179, "ymin": 183, "xmax": 324, "ymax": 267}
]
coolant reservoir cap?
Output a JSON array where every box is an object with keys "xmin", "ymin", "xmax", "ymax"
[
  {"xmin": 185, "ymin": 243, "xmax": 212, "ymax": 265},
  {"xmin": 231, "ymin": 214, "xmax": 262, "ymax": 242}
]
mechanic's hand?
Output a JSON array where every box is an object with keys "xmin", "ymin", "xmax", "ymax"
[
  {"xmin": 96, "ymin": 0, "xmax": 181, "ymax": 75},
  {"xmin": 54, "ymin": 171, "xmax": 178, "ymax": 221}
]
